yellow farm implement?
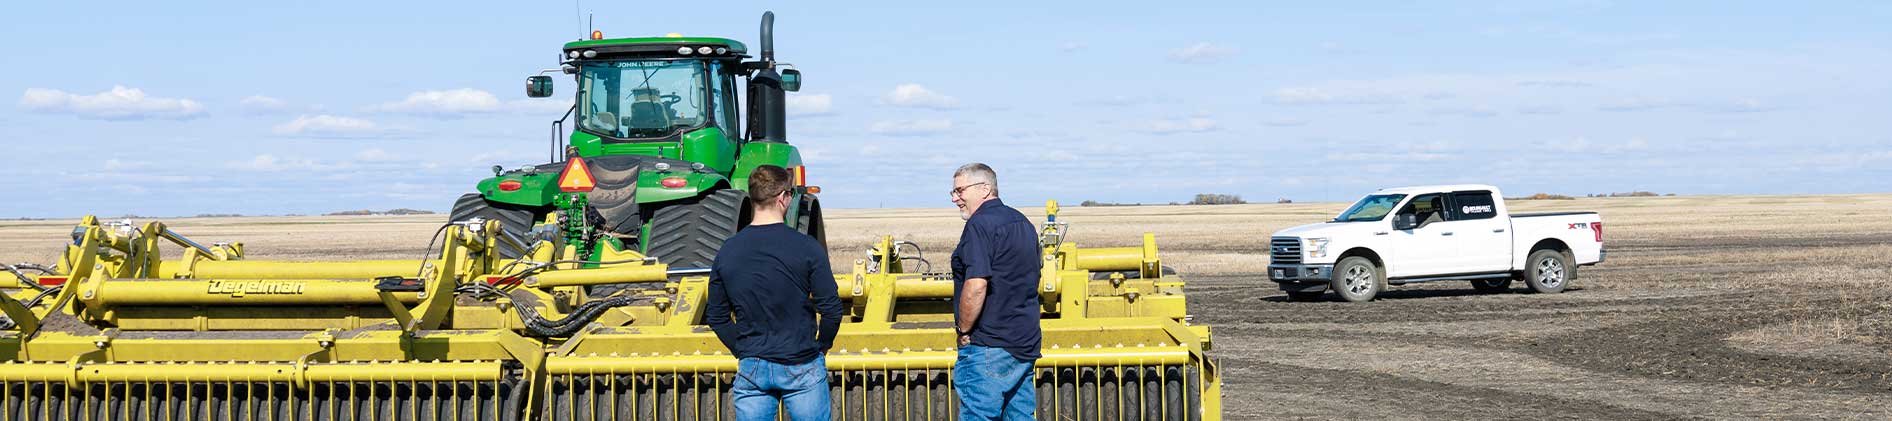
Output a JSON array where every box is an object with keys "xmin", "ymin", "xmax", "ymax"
[{"xmin": 2, "ymin": 202, "xmax": 1219, "ymax": 420}]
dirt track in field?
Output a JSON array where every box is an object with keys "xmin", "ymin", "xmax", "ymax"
[{"xmin": 4, "ymin": 194, "xmax": 1890, "ymax": 419}]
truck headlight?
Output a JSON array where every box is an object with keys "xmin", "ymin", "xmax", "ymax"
[{"xmin": 1305, "ymin": 237, "xmax": 1329, "ymax": 259}]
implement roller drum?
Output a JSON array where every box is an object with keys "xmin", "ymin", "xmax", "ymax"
[
  {"xmin": 539, "ymin": 362, "xmax": 1205, "ymax": 420},
  {"xmin": 2, "ymin": 378, "xmax": 525, "ymax": 421}
]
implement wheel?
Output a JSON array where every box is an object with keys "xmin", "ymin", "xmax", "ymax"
[{"xmin": 449, "ymin": 193, "xmax": 544, "ymax": 259}]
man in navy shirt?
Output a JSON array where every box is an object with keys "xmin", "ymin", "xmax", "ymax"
[
  {"xmin": 704, "ymin": 165, "xmax": 843, "ymax": 421},
  {"xmin": 948, "ymin": 163, "xmax": 1043, "ymax": 420}
]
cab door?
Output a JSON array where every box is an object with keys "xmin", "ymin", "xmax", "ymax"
[
  {"xmin": 1449, "ymin": 190, "xmax": 1512, "ymax": 273},
  {"xmin": 1386, "ymin": 193, "xmax": 1455, "ymax": 277}
]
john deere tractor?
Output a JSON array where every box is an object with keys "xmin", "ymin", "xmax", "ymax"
[{"xmin": 450, "ymin": 12, "xmax": 821, "ymax": 278}]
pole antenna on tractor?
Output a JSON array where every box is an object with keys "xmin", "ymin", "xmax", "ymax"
[{"xmin": 573, "ymin": 0, "xmax": 583, "ymax": 39}]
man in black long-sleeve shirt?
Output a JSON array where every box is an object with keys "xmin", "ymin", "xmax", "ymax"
[{"xmin": 704, "ymin": 164, "xmax": 842, "ymax": 421}]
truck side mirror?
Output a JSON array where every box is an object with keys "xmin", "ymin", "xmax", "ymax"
[
  {"xmin": 1392, "ymin": 213, "xmax": 1418, "ymax": 230},
  {"xmin": 780, "ymin": 69, "xmax": 802, "ymax": 92},
  {"xmin": 526, "ymin": 75, "xmax": 554, "ymax": 98}
]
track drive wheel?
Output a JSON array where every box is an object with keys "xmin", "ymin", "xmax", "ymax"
[{"xmin": 448, "ymin": 193, "xmax": 545, "ymax": 259}]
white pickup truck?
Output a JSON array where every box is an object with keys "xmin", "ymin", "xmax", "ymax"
[{"xmin": 1267, "ymin": 185, "xmax": 1604, "ymax": 302}]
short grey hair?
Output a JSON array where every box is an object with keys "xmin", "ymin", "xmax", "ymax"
[{"xmin": 953, "ymin": 162, "xmax": 999, "ymax": 196}]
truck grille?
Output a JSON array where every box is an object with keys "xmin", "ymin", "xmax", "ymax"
[{"xmin": 1270, "ymin": 237, "xmax": 1301, "ymax": 265}]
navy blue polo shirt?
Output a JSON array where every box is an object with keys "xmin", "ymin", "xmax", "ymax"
[
  {"xmin": 952, "ymin": 198, "xmax": 1043, "ymax": 360},
  {"xmin": 703, "ymin": 223, "xmax": 844, "ymax": 365}
]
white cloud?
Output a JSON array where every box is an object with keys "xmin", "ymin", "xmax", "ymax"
[
  {"xmin": 1142, "ymin": 117, "xmax": 1219, "ymax": 134},
  {"xmin": 1058, "ymin": 41, "xmax": 1087, "ymax": 52},
  {"xmin": 272, "ymin": 114, "xmax": 385, "ymax": 138},
  {"xmin": 882, "ymin": 84, "xmax": 959, "ymax": 109},
  {"xmin": 103, "ymin": 159, "xmax": 151, "ymax": 170},
  {"xmin": 1080, "ymin": 94, "xmax": 1174, "ymax": 107},
  {"xmin": 1704, "ymin": 98, "xmax": 1781, "ymax": 113},
  {"xmin": 1541, "ymin": 136, "xmax": 1651, "ymax": 154},
  {"xmin": 1597, "ymin": 97, "xmax": 1678, "ymax": 112},
  {"xmin": 370, "ymin": 88, "xmax": 503, "ymax": 117},
  {"xmin": 1272, "ymin": 87, "xmax": 1401, "ymax": 105},
  {"xmin": 1168, "ymin": 43, "xmax": 1238, "ymax": 63},
  {"xmin": 239, "ymin": 95, "xmax": 289, "ymax": 114},
  {"xmin": 868, "ymin": 119, "xmax": 954, "ymax": 136},
  {"xmin": 1428, "ymin": 105, "xmax": 1499, "ymax": 118},
  {"xmin": 355, "ymin": 148, "xmax": 398, "ymax": 162},
  {"xmin": 228, "ymin": 154, "xmax": 340, "ymax": 172},
  {"xmin": 18, "ymin": 86, "xmax": 206, "ymax": 120},
  {"xmin": 787, "ymin": 93, "xmax": 834, "ymax": 116}
]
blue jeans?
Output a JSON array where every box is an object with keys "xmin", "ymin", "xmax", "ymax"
[
  {"xmin": 954, "ymin": 345, "xmax": 1037, "ymax": 420},
  {"xmin": 732, "ymin": 356, "xmax": 831, "ymax": 421}
]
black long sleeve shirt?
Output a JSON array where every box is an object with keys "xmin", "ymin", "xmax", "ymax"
[{"xmin": 703, "ymin": 223, "xmax": 843, "ymax": 365}]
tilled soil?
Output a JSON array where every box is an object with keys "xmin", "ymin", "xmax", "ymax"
[{"xmin": 1192, "ymin": 235, "xmax": 1892, "ymax": 419}]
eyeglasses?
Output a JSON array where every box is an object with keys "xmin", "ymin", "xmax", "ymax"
[{"xmin": 949, "ymin": 182, "xmax": 988, "ymax": 199}]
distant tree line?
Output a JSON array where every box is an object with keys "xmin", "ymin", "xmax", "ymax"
[
  {"xmin": 325, "ymin": 208, "xmax": 438, "ymax": 216},
  {"xmin": 1188, "ymin": 194, "xmax": 1248, "ymax": 205},
  {"xmin": 1509, "ymin": 191, "xmax": 1677, "ymax": 200},
  {"xmin": 1080, "ymin": 193, "xmax": 1254, "ymax": 207}
]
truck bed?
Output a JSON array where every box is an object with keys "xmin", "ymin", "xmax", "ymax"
[{"xmin": 1513, "ymin": 211, "xmax": 1600, "ymax": 218}]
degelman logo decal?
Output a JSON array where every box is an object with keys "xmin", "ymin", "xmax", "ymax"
[{"xmin": 207, "ymin": 281, "xmax": 308, "ymax": 296}]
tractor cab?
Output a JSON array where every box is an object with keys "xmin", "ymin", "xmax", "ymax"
[{"xmin": 527, "ymin": 34, "xmax": 801, "ymax": 166}]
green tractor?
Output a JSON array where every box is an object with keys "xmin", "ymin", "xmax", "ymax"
[{"xmin": 449, "ymin": 12, "xmax": 822, "ymax": 280}]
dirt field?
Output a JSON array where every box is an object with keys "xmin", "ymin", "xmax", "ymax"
[{"xmin": 4, "ymin": 194, "xmax": 1889, "ymax": 419}]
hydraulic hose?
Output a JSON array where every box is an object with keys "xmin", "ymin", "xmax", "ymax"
[{"xmin": 3, "ymin": 263, "xmax": 48, "ymax": 292}]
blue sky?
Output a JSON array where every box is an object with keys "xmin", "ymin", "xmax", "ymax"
[{"xmin": 3, "ymin": 1, "xmax": 1888, "ymax": 217}]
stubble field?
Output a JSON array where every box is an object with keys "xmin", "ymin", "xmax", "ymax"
[{"xmin": 3, "ymin": 194, "xmax": 1888, "ymax": 419}]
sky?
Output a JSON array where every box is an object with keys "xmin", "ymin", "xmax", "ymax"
[{"xmin": 2, "ymin": 1, "xmax": 1889, "ymax": 218}]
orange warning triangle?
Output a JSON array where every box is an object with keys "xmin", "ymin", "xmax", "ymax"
[{"xmin": 558, "ymin": 156, "xmax": 596, "ymax": 192}]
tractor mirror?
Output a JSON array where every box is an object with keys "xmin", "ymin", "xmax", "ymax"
[
  {"xmin": 526, "ymin": 75, "xmax": 554, "ymax": 98},
  {"xmin": 1392, "ymin": 213, "xmax": 1418, "ymax": 230},
  {"xmin": 780, "ymin": 69, "xmax": 802, "ymax": 92}
]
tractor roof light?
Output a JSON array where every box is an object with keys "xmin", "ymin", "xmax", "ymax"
[
  {"xmin": 676, "ymin": 46, "xmax": 693, "ymax": 55},
  {"xmin": 697, "ymin": 46, "xmax": 713, "ymax": 54},
  {"xmin": 714, "ymin": 47, "xmax": 727, "ymax": 54},
  {"xmin": 567, "ymin": 51, "xmax": 580, "ymax": 59},
  {"xmin": 581, "ymin": 50, "xmax": 597, "ymax": 58},
  {"xmin": 591, "ymin": 30, "xmax": 603, "ymax": 40}
]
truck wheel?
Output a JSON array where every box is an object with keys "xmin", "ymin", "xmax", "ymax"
[
  {"xmin": 1286, "ymin": 291, "xmax": 1326, "ymax": 302},
  {"xmin": 1524, "ymin": 249, "xmax": 1571, "ymax": 294},
  {"xmin": 1330, "ymin": 257, "xmax": 1382, "ymax": 303},
  {"xmin": 448, "ymin": 193, "xmax": 544, "ymax": 259},
  {"xmin": 1471, "ymin": 278, "xmax": 1513, "ymax": 293}
]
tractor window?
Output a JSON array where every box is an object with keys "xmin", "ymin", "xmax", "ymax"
[
  {"xmin": 708, "ymin": 61, "xmax": 737, "ymax": 132},
  {"xmin": 578, "ymin": 60, "xmax": 709, "ymax": 139}
]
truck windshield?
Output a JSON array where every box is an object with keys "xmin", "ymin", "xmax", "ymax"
[
  {"xmin": 578, "ymin": 60, "xmax": 708, "ymax": 139},
  {"xmin": 1333, "ymin": 194, "xmax": 1407, "ymax": 222}
]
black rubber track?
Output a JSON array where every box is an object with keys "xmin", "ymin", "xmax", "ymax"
[
  {"xmin": 796, "ymin": 193, "xmax": 827, "ymax": 248},
  {"xmin": 448, "ymin": 193, "xmax": 543, "ymax": 260},
  {"xmin": 644, "ymin": 189, "xmax": 746, "ymax": 272}
]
